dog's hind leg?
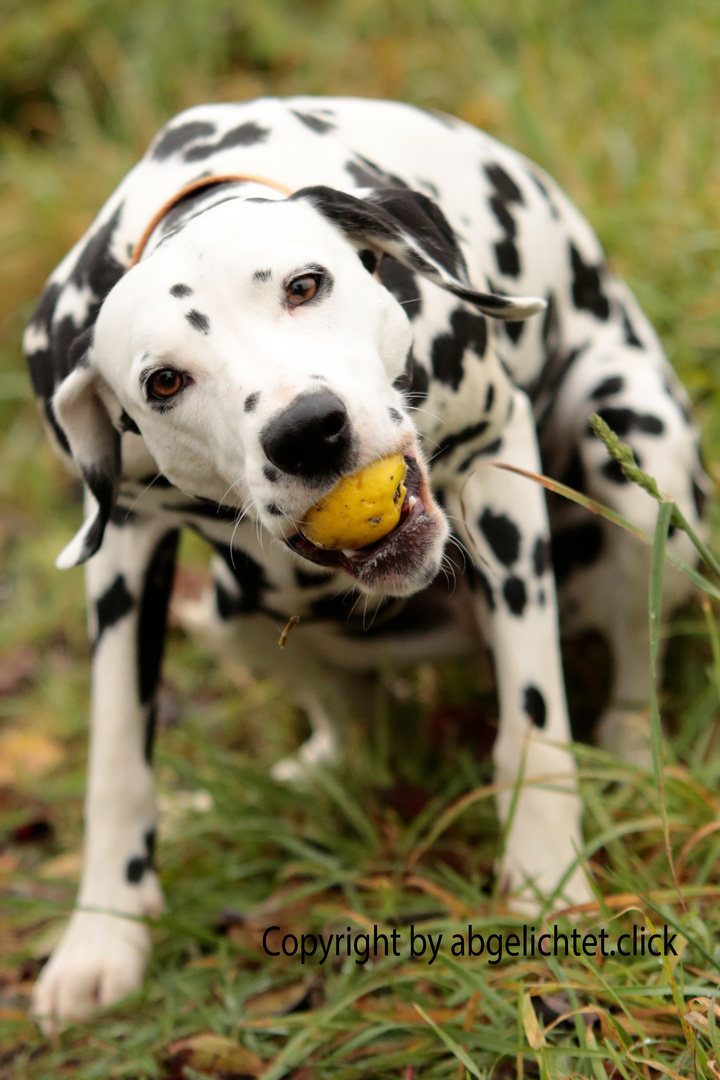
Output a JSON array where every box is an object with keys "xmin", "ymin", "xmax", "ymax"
[
  {"xmin": 540, "ymin": 322, "xmax": 709, "ymax": 765},
  {"xmin": 32, "ymin": 510, "xmax": 178, "ymax": 1033}
]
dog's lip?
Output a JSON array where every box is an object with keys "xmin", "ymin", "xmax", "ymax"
[{"xmin": 285, "ymin": 453, "xmax": 433, "ymax": 576}]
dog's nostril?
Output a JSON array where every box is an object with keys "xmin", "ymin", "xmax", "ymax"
[
  {"xmin": 321, "ymin": 410, "xmax": 346, "ymax": 440},
  {"xmin": 260, "ymin": 390, "xmax": 354, "ymax": 480}
]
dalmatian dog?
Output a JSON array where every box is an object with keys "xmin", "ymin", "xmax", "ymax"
[{"xmin": 24, "ymin": 96, "xmax": 706, "ymax": 1029}]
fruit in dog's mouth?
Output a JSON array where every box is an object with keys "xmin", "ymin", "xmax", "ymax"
[{"xmin": 299, "ymin": 454, "xmax": 408, "ymax": 550}]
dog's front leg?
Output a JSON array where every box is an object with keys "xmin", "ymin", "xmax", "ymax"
[
  {"xmin": 445, "ymin": 389, "xmax": 590, "ymax": 911},
  {"xmin": 32, "ymin": 513, "xmax": 178, "ymax": 1033}
]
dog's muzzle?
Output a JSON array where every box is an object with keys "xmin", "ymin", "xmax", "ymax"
[{"xmin": 286, "ymin": 454, "xmax": 447, "ymax": 595}]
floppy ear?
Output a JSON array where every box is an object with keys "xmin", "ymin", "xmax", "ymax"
[
  {"xmin": 51, "ymin": 361, "xmax": 121, "ymax": 569},
  {"xmin": 292, "ymin": 185, "xmax": 545, "ymax": 321}
]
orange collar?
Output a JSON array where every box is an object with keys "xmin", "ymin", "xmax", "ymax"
[{"xmin": 129, "ymin": 173, "xmax": 295, "ymax": 268}]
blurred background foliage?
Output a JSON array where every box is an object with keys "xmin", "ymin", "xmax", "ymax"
[{"xmin": 1, "ymin": 2, "xmax": 720, "ymax": 1076}]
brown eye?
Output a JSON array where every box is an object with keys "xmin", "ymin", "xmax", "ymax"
[
  {"xmin": 286, "ymin": 274, "xmax": 320, "ymax": 306},
  {"xmin": 147, "ymin": 368, "xmax": 184, "ymax": 400}
]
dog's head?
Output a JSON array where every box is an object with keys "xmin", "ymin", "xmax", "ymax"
[{"xmin": 53, "ymin": 185, "xmax": 543, "ymax": 598}]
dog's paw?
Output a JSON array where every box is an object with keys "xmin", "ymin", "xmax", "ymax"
[
  {"xmin": 502, "ymin": 861, "xmax": 593, "ymax": 916},
  {"xmin": 595, "ymin": 707, "xmax": 654, "ymax": 769},
  {"xmin": 499, "ymin": 784, "xmax": 592, "ymax": 914},
  {"xmin": 32, "ymin": 908, "xmax": 152, "ymax": 1035},
  {"xmin": 270, "ymin": 728, "xmax": 339, "ymax": 783}
]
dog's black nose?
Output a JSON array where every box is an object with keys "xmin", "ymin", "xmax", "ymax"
[{"xmin": 260, "ymin": 390, "xmax": 354, "ymax": 480}]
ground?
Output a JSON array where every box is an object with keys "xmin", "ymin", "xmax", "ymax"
[{"xmin": 1, "ymin": 1, "xmax": 720, "ymax": 1077}]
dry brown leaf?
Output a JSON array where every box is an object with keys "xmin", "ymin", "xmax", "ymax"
[
  {"xmin": 165, "ymin": 1033, "xmax": 265, "ymax": 1078},
  {"xmin": 39, "ymin": 851, "xmax": 82, "ymax": 881},
  {"xmin": 0, "ymin": 729, "xmax": 63, "ymax": 785},
  {"xmin": 244, "ymin": 979, "xmax": 316, "ymax": 1017},
  {"xmin": 521, "ymin": 991, "xmax": 545, "ymax": 1050}
]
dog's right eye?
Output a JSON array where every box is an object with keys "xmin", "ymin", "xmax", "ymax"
[{"xmin": 146, "ymin": 368, "xmax": 186, "ymax": 401}]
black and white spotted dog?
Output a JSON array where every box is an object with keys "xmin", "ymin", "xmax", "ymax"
[{"xmin": 24, "ymin": 96, "xmax": 707, "ymax": 1029}]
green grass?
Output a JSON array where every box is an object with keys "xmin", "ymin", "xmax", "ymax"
[{"xmin": 1, "ymin": 1, "xmax": 720, "ymax": 1077}]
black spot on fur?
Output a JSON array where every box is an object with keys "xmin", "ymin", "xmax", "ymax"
[
  {"xmin": 152, "ymin": 120, "xmax": 217, "ymax": 160},
  {"xmin": 503, "ymin": 576, "xmax": 527, "ymax": 616},
  {"xmin": 528, "ymin": 170, "xmax": 560, "ymax": 219},
  {"xmin": 435, "ymin": 419, "xmax": 490, "ymax": 462},
  {"xmin": 110, "ymin": 504, "xmax": 136, "ymax": 526},
  {"xmin": 541, "ymin": 291, "xmax": 559, "ymax": 351},
  {"xmin": 479, "ymin": 509, "xmax": 521, "ymax": 567},
  {"xmin": 186, "ymin": 309, "xmax": 210, "ymax": 334},
  {"xmin": 213, "ymin": 544, "xmax": 273, "ymax": 615},
  {"xmin": 170, "ymin": 283, "xmax": 193, "ymax": 298},
  {"xmin": 120, "ymin": 410, "xmax": 140, "ymax": 435},
  {"xmin": 458, "ymin": 437, "xmax": 503, "ymax": 472},
  {"xmin": 144, "ymin": 704, "xmax": 157, "ymax": 765},
  {"xmin": 523, "ymin": 685, "xmax": 547, "ymax": 728},
  {"xmin": 69, "ymin": 204, "xmax": 126, "ymax": 307},
  {"xmin": 292, "ymin": 109, "xmax": 336, "ymax": 133},
  {"xmin": 431, "ymin": 308, "xmax": 488, "ymax": 391},
  {"xmin": 388, "ymin": 407, "xmax": 403, "ymax": 425},
  {"xmin": 504, "ymin": 319, "xmax": 525, "ymax": 344},
  {"xmin": 485, "ymin": 163, "xmax": 524, "ymax": 279},
  {"xmin": 184, "ymin": 121, "xmax": 270, "ymax": 162},
  {"xmin": 472, "ymin": 567, "xmax": 496, "ymax": 610},
  {"xmin": 244, "ymin": 391, "xmax": 260, "ymax": 412},
  {"xmin": 344, "ymin": 155, "xmax": 411, "ymax": 191},
  {"xmin": 558, "ymin": 449, "xmax": 586, "ymax": 493},
  {"xmin": 592, "ymin": 407, "xmax": 664, "ymax": 438},
  {"xmin": 96, "ymin": 575, "xmax": 134, "ymax": 642},
  {"xmin": 139, "ymin": 473, "xmax": 173, "ymax": 487},
  {"xmin": 264, "ymin": 465, "xmax": 280, "ymax": 484},
  {"xmin": 693, "ymin": 479, "xmax": 707, "ymax": 519},
  {"xmin": 377, "ymin": 258, "xmax": 423, "ymax": 319},
  {"xmin": 532, "ymin": 536, "xmax": 551, "ymax": 576},
  {"xmin": 601, "ymin": 457, "xmax": 630, "ymax": 484},
  {"xmin": 484, "ymin": 383, "xmax": 495, "ymax": 412},
  {"xmin": 590, "ymin": 376, "xmax": 624, "ymax": 400},
  {"xmin": 393, "ymin": 348, "xmax": 429, "ymax": 407},
  {"xmin": 126, "ymin": 857, "xmax": 146, "ymax": 884},
  {"xmin": 569, "ymin": 243, "xmax": 610, "ymax": 320},
  {"xmin": 137, "ymin": 532, "xmax": 179, "ymax": 704},
  {"xmin": 144, "ymin": 829, "xmax": 156, "ymax": 868},
  {"xmin": 553, "ymin": 521, "xmax": 604, "ymax": 585},
  {"xmin": 358, "ymin": 249, "xmax": 378, "ymax": 273},
  {"xmin": 215, "ymin": 581, "xmax": 239, "ymax": 620},
  {"xmin": 294, "ymin": 568, "xmax": 336, "ymax": 588},
  {"xmin": 253, "ymin": 269, "xmax": 272, "ymax": 282},
  {"xmin": 619, "ymin": 302, "xmax": 643, "ymax": 347},
  {"xmin": 265, "ymin": 503, "xmax": 283, "ymax": 516}
]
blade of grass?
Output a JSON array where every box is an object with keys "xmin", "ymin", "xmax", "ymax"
[
  {"xmin": 488, "ymin": 462, "xmax": 720, "ymax": 603},
  {"xmin": 649, "ymin": 501, "xmax": 685, "ymax": 912},
  {"xmin": 413, "ymin": 1002, "xmax": 484, "ymax": 1078}
]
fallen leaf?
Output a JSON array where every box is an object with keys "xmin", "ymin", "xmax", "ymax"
[
  {"xmin": 38, "ymin": 851, "xmax": 82, "ymax": 881},
  {"xmin": 0, "ymin": 729, "xmax": 63, "ymax": 785},
  {"xmin": 165, "ymin": 1033, "xmax": 265, "ymax": 1078}
]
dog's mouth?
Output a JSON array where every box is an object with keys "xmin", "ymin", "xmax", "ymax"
[{"xmin": 286, "ymin": 454, "xmax": 445, "ymax": 593}]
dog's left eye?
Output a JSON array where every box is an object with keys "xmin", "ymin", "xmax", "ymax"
[
  {"xmin": 146, "ymin": 368, "xmax": 186, "ymax": 401},
  {"xmin": 286, "ymin": 274, "xmax": 320, "ymax": 306}
]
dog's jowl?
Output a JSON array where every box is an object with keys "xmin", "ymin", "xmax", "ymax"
[{"xmin": 24, "ymin": 96, "xmax": 707, "ymax": 1029}]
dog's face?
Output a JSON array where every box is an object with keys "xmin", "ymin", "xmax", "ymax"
[{"xmin": 52, "ymin": 186, "xmax": 543, "ymax": 597}]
